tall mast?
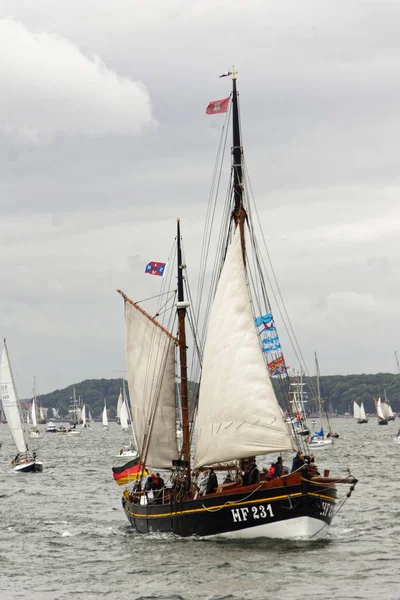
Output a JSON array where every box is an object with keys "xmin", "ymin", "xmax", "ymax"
[
  {"xmin": 230, "ymin": 69, "xmax": 247, "ymax": 262},
  {"xmin": 176, "ymin": 219, "xmax": 190, "ymax": 472}
]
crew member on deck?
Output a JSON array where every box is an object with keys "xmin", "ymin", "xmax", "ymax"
[{"xmin": 206, "ymin": 467, "xmax": 218, "ymax": 494}]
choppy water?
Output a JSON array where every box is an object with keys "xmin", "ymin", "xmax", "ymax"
[{"xmin": 0, "ymin": 418, "xmax": 399, "ymax": 600}]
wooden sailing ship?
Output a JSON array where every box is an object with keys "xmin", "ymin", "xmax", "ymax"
[{"xmin": 117, "ymin": 72, "xmax": 357, "ymax": 539}]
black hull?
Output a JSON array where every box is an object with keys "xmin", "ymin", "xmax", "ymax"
[
  {"xmin": 14, "ymin": 461, "xmax": 43, "ymax": 473},
  {"xmin": 121, "ymin": 476, "xmax": 337, "ymax": 539},
  {"xmin": 378, "ymin": 420, "xmax": 388, "ymax": 425},
  {"xmin": 357, "ymin": 419, "xmax": 368, "ymax": 424}
]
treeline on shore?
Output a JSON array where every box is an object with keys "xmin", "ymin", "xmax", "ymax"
[{"xmin": 24, "ymin": 373, "xmax": 400, "ymax": 419}]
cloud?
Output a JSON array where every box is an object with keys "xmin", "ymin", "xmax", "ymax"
[{"xmin": 0, "ymin": 18, "xmax": 154, "ymax": 143}]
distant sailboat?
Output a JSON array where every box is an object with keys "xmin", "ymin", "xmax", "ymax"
[
  {"xmin": 116, "ymin": 390, "xmax": 123, "ymax": 425},
  {"xmin": 120, "ymin": 398, "xmax": 129, "ymax": 431},
  {"xmin": 383, "ymin": 390, "xmax": 396, "ymax": 421},
  {"xmin": 81, "ymin": 403, "xmax": 89, "ymax": 428},
  {"xmin": 0, "ymin": 340, "xmax": 43, "ymax": 472},
  {"xmin": 353, "ymin": 400, "xmax": 368, "ymax": 424},
  {"xmin": 308, "ymin": 353, "xmax": 333, "ymax": 450},
  {"xmin": 375, "ymin": 397, "xmax": 388, "ymax": 425},
  {"xmin": 102, "ymin": 401, "xmax": 108, "ymax": 429}
]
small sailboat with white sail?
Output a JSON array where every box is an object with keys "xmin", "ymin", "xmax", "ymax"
[
  {"xmin": 102, "ymin": 400, "xmax": 108, "ymax": 429},
  {"xmin": 28, "ymin": 378, "xmax": 43, "ymax": 438},
  {"xmin": 375, "ymin": 397, "xmax": 388, "ymax": 425},
  {"xmin": 116, "ymin": 381, "xmax": 138, "ymax": 458},
  {"xmin": 308, "ymin": 354, "xmax": 333, "ymax": 450},
  {"xmin": 81, "ymin": 403, "xmax": 89, "ymax": 428},
  {"xmin": 0, "ymin": 340, "xmax": 43, "ymax": 472},
  {"xmin": 353, "ymin": 400, "xmax": 368, "ymax": 424}
]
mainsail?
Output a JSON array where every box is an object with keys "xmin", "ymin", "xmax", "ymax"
[
  {"xmin": 124, "ymin": 298, "xmax": 179, "ymax": 468},
  {"xmin": 360, "ymin": 402, "xmax": 367, "ymax": 421},
  {"xmin": 120, "ymin": 399, "xmax": 129, "ymax": 430},
  {"xmin": 81, "ymin": 404, "xmax": 86, "ymax": 426},
  {"xmin": 0, "ymin": 341, "xmax": 28, "ymax": 454},
  {"xmin": 116, "ymin": 391, "xmax": 123, "ymax": 421},
  {"xmin": 31, "ymin": 395, "xmax": 37, "ymax": 427},
  {"xmin": 102, "ymin": 402, "xmax": 108, "ymax": 427},
  {"xmin": 194, "ymin": 228, "xmax": 293, "ymax": 468}
]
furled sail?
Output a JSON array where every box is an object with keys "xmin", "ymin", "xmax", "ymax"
[
  {"xmin": 194, "ymin": 228, "xmax": 293, "ymax": 468},
  {"xmin": 0, "ymin": 342, "xmax": 28, "ymax": 454},
  {"xmin": 124, "ymin": 298, "xmax": 179, "ymax": 469},
  {"xmin": 353, "ymin": 401, "xmax": 360, "ymax": 420}
]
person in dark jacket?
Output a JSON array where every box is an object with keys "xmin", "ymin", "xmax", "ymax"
[
  {"xmin": 248, "ymin": 462, "xmax": 260, "ymax": 484},
  {"xmin": 291, "ymin": 452, "xmax": 305, "ymax": 473},
  {"xmin": 206, "ymin": 467, "xmax": 218, "ymax": 494},
  {"xmin": 241, "ymin": 466, "xmax": 250, "ymax": 486},
  {"xmin": 274, "ymin": 456, "xmax": 283, "ymax": 478}
]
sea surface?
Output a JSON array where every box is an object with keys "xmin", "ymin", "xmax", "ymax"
[{"xmin": 0, "ymin": 418, "xmax": 399, "ymax": 600}]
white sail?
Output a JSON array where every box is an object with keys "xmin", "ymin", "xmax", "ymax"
[
  {"xmin": 124, "ymin": 299, "xmax": 179, "ymax": 468},
  {"xmin": 194, "ymin": 228, "xmax": 294, "ymax": 469},
  {"xmin": 376, "ymin": 398, "xmax": 385, "ymax": 420},
  {"xmin": 88, "ymin": 409, "xmax": 93, "ymax": 421},
  {"xmin": 81, "ymin": 404, "xmax": 86, "ymax": 426},
  {"xmin": 27, "ymin": 410, "xmax": 31, "ymax": 425},
  {"xmin": 381, "ymin": 401, "xmax": 390, "ymax": 420},
  {"xmin": 116, "ymin": 391, "xmax": 123, "ymax": 420},
  {"xmin": 0, "ymin": 341, "xmax": 28, "ymax": 454},
  {"xmin": 353, "ymin": 401, "xmax": 361, "ymax": 420},
  {"xmin": 360, "ymin": 402, "xmax": 367, "ymax": 420},
  {"xmin": 31, "ymin": 395, "xmax": 37, "ymax": 427},
  {"xmin": 39, "ymin": 404, "xmax": 44, "ymax": 420},
  {"xmin": 120, "ymin": 400, "xmax": 129, "ymax": 430},
  {"xmin": 102, "ymin": 402, "xmax": 108, "ymax": 427},
  {"xmin": 387, "ymin": 404, "xmax": 395, "ymax": 418}
]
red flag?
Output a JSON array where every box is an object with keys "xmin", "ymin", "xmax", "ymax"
[{"xmin": 206, "ymin": 97, "xmax": 230, "ymax": 115}]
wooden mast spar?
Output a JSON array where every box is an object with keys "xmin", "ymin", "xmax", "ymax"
[{"xmin": 176, "ymin": 219, "xmax": 191, "ymax": 477}]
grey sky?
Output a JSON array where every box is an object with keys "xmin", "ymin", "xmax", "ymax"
[{"xmin": 1, "ymin": 1, "xmax": 400, "ymax": 396}]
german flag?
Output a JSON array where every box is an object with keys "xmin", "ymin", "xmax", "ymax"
[{"xmin": 112, "ymin": 458, "xmax": 148, "ymax": 486}]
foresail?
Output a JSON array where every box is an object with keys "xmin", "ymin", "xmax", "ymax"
[
  {"xmin": 124, "ymin": 299, "xmax": 179, "ymax": 469},
  {"xmin": 116, "ymin": 392, "xmax": 122, "ymax": 419},
  {"xmin": 381, "ymin": 401, "xmax": 390, "ymax": 420},
  {"xmin": 360, "ymin": 402, "xmax": 367, "ymax": 420},
  {"xmin": 353, "ymin": 401, "xmax": 360, "ymax": 420},
  {"xmin": 194, "ymin": 228, "xmax": 293, "ymax": 469},
  {"xmin": 0, "ymin": 342, "xmax": 27, "ymax": 454},
  {"xmin": 31, "ymin": 396, "xmax": 37, "ymax": 426}
]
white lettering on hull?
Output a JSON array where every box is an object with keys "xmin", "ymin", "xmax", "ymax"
[{"xmin": 231, "ymin": 504, "xmax": 274, "ymax": 523}]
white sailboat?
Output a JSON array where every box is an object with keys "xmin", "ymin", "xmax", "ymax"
[
  {"xmin": 308, "ymin": 354, "xmax": 333, "ymax": 450},
  {"xmin": 353, "ymin": 400, "xmax": 368, "ymax": 424},
  {"xmin": 102, "ymin": 401, "xmax": 108, "ymax": 429},
  {"xmin": 0, "ymin": 340, "xmax": 43, "ymax": 472},
  {"xmin": 116, "ymin": 381, "xmax": 138, "ymax": 458},
  {"xmin": 29, "ymin": 379, "xmax": 43, "ymax": 438},
  {"xmin": 375, "ymin": 397, "xmax": 388, "ymax": 425},
  {"xmin": 116, "ymin": 390, "xmax": 123, "ymax": 425},
  {"xmin": 120, "ymin": 399, "xmax": 129, "ymax": 431},
  {"xmin": 81, "ymin": 403, "xmax": 89, "ymax": 428}
]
